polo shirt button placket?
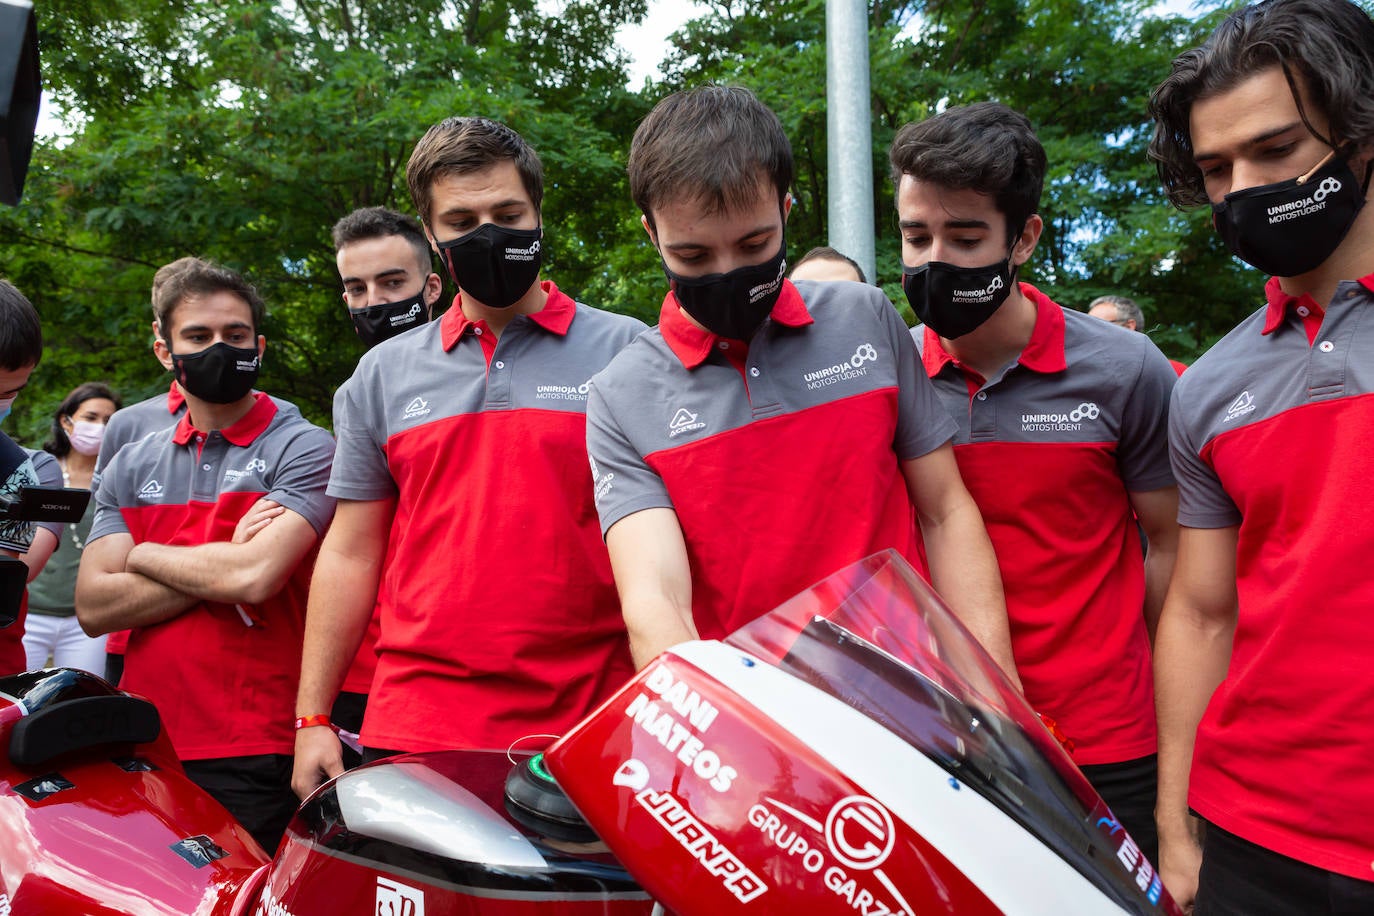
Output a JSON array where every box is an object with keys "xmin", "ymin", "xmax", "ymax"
[{"xmin": 971, "ymin": 388, "xmax": 996, "ymax": 440}]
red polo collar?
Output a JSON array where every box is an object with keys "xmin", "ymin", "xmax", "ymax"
[
  {"xmin": 659, "ymin": 279, "xmax": 814, "ymax": 370},
  {"xmin": 922, "ymin": 282, "xmax": 1068, "ymax": 378},
  {"xmin": 440, "ymin": 280, "xmax": 574, "ymax": 351},
  {"xmin": 164, "ymin": 381, "xmax": 186, "ymax": 414},
  {"xmin": 1261, "ymin": 268, "xmax": 1374, "ymax": 338},
  {"xmin": 172, "ymin": 391, "xmax": 277, "ymax": 447}
]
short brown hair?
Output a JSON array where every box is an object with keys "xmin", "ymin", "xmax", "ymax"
[
  {"xmin": 0, "ymin": 279, "xmax": 42, "ymax": 371},
  {"xmin": 406, "ymin": 117, "xmax": 543, "ymax": 227},
  {"xmin": 151, "ymin": 257, "xmax": 265, "ymax": 338},
  {"xmin": 628, "ymin": 85, "xmax": 793, "ymax": 224},
  {"xmin": 889, "ymin": 102, "xmax": 1046, "ymax": 247},
  {"xmin": 331, "ymin": 206, "xmax": 434, "ymax": 275}
]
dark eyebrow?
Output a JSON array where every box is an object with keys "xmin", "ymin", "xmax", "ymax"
[
  {"xmin": 179, "ymin": 321, "xmax": 253, "ymax": 334},
  {"xmin": 1193, "ymin": 120, "xmax": 1304, "ymax": 163},
  {"xmin": 663, "ymin": 224, "xmax": 777, "ymax": 253},
  {"xmin": 435, "ymin": 199, "xmax": 526, "ymax": 219},
  {"xmin": 341, "ymin": 267, "xmax": 409, "ymax": 285},
  {"xmin": 898, "ymin": 217, "xmax": 991, "ymax": 231}
]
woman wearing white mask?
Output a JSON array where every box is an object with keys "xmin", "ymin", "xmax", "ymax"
[{"xmin": 22, "ymin": 382, "xmax": 120, "ymax": 674}]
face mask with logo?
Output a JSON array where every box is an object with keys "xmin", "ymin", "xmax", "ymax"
[
  {"xmin": 349, "ymin": 291, "xmax": 430, "ymax": 349},
  {"xmin": 171, "ymin": 342, "xmax": 260, "ymax": 404},
  {"xmin": 67, "ymin": 420, "xmax": 106, "ymax": 456},
  {"xmin": 665, "ymin": 241, "xmax": 788, "ymax": 342},
  {"xmin": 902, "ymin": 253, "xmax": 1015, "ymax": 339},
  {"xmin": 436, "ymin": 223, "xmax": 542, "ymax": 309},
  {"xmin": 1211, "ymin": 149, "xmax": 1369, "ymax": 277}
]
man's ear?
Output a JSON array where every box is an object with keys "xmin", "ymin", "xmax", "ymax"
[
  {"xmin": 641, "ymin": 214, "xmax": 658, "ymax": 247},
  {"xmin": 1012, "ymin": 214, "xmax": 1044, "ymax": 267},
  {"xmin": 422, "ymin": 272, "xmax": 444, "ymax": 311},
  {"xmin": 152, "ymin": 332, "xmax": 174, "ymax": 373},
  {"xmin": 423, "ymin": 222, "xmax": 440, "ymax": 254},
  {"xmin": 256, "ymin": 334, "xmax": 267, "ymax": 363},
  {"xmin": 782, "ymin": 191, "xmax": 794, "ymax": 223}
]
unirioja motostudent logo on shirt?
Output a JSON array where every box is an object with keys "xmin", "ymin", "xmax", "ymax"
[
  {"xmin": 1020, "ymin": 402, "xmax": 1102, "ymax": 433},
  {"xmin": 801, "ymin": 342, "xmax": 880, "ymax": 392}
]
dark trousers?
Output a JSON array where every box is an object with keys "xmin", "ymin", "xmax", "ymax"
[
  {"xmin": 182, "ymin": 753, "xmax": 297, "ymax": 856},
  {"xmin": 1197, "ymin": 820, "xmax": 1374, "ymax": 916},
  {"xmin": 1080, "ymin": 753, "xmax": 1159, "ymax": 870},
  {"xmin": 362, "ymin": 746, "xmax": 404, "ymax": 764}
]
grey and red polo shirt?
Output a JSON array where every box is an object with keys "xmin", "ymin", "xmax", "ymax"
[
  {"xmin": 92, "ymin": 382, "xmax": 302, "ymax": 659},
  {"xmin": 1169, "ymin": 271, "xmax": 1374, "ymax": 880},
  {"xmin": 916, "ymin": 284, "xmax": 1176, "ymax": 766},
  {"xmin": 329, "ymin": 281, "xmax": 645, "ymax": 753},
  {"xmin": 94, "ymin": 383, "xmax": 301, "ymax": 491},
  {"xmin": 89, "ymin": 393, "xmax": 336, "ymax": 760},
  {"xmin": 587, "ymin": 278, "xmax": 955, "ymax": 640}
]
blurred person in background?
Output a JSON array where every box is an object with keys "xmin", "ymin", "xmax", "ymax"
[{"xmin": 22, "ymin": 383, "xmax": 120, "ymax": 673}]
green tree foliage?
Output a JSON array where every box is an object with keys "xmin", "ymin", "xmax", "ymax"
[
  {"xmin": 1, "ymin": 0, "xmax": 648, "ymax": 439},
  {"xmin": 2, "ymin": 0, "xmax": 1343, "ymax": 443}
]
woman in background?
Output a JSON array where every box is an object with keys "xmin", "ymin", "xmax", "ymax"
[{"xmin": 22, "ymin": 382, "xmax": 120, "ymax": 673}]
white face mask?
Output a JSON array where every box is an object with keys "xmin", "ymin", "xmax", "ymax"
[{"xmin": 68, "ymin": 419, "xmax": 106, "ymax": 456}]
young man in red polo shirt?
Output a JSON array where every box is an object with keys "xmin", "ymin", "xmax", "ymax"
[
  {"xmin": 586, "ymin": 86, "xmax": 1019, "ymax": 686},
  {"xmin": 889, "ymin": 102, "xmax": 1180, "ymax": 869},
  {"xmin": 1148, "ymin": 0, "xmax": 1374, "ymax": 910},
  {"xmin": 77, "ymin": 258, "xmax": 336, "ymax": 853},
  {"xmin": 292, "ymin": 118, "xmax": 645, "ymax": 798}
]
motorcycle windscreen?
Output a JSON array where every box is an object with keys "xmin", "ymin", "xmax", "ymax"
[{"xmin": 724, "ymin": 549, "xmax": 1170, "ymax": 913}]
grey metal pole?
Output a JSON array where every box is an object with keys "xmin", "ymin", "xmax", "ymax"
[{"xmin": 825, "ymin": 0, "xmax": 875, "ymax": 283}]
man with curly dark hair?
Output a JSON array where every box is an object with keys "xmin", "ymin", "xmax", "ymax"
[{"xmin": 1148, "ymin": 1, "xmax": 1374, "ymax": 911}]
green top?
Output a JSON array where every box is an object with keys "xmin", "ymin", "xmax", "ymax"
[{"xmin": 27, "ymin": 496, "xmax": 95, "ymax": 618}]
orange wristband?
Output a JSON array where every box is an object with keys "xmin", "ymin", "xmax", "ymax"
[{"xmin": 294, "ymin": 714, "xmax": 333, "ymax": 730}]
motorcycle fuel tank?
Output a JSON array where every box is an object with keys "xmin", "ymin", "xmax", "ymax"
[{"xmin": 258, "ymin": 749, "xmax": 654, "ymax": 915}]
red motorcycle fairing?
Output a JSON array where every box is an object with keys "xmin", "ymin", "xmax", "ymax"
[
  {"xmin": 258, "ymin": 749, "xmax": 654, "ymax": 915},
  {"xmin": 0, "ymin": 668, "xmax": 268, "ymax": 915},
  {"xmin": 547, "ymin": 550, "xmax": 1182, "ymax": 916}
]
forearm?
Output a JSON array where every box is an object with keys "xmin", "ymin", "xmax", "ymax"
[
  {"xmin": 1141, "ymin": 540, "xmax": 1177, "ymax": 645},
  {"xmin": 20, "ymin": 529, "xmax": 59, "ymax": 582},
  {"xmin": 75, "ymin": 570, "xmax": 198, "ymax": 635},
  {"xmin": 624, "ymin": 597, "xmax": 698, "ymax": 670},
  {"xmin": 295, "ymin": 551, "xmax": 379, "ymax": 717},
  {"xmin": 921, "ymin": 503, "xmax": 1020, "ymax": 689},
  {"xmin": 126, "ymin": 540, "xmax": 282, "ymax": 605},
  {"xmin": 1154, "ymin": 596, "xmax": 1233, "ymax": 841}
]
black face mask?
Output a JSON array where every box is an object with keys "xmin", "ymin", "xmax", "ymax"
[
  {"xmin": 665, "ymin": 242, "xmax": 788, "ymax": 342},
  {"xmin": 171, "ymin": 342, "xmax": 260, "ymax": 404},
  {"xmin": 1212, "ymin": 151, "xmax": 1369, "ymax": 277},
  {"xmin": 349, "ymin": 290, "xmax": 430, "ymax": 349},
  {"xmin": 436, "ymin": 223, "xmax": 542, "ymax": 309},
  {"xmin": 902, "ymin": 254, "xmax": 1015, "ymax": 339}
]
